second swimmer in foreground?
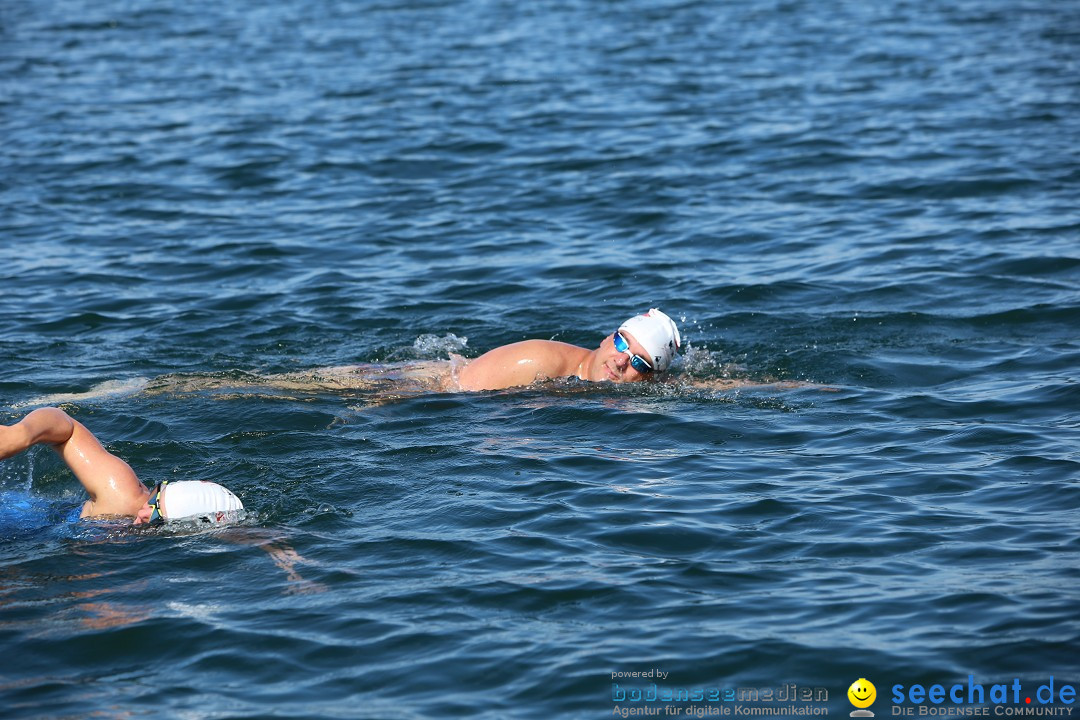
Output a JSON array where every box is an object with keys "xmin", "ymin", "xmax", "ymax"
[{"xmin": 0, "ymin": 407, "xmax": 242, "ymax": 525}]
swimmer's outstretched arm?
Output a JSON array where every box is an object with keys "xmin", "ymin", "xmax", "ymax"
[
  {"xmin": 679, "ymin": 377, "xmax": 836, "ymax": 392},
  {"xmin": 1, "ymin": 408, "xmax": 149, "ymax": 518}
]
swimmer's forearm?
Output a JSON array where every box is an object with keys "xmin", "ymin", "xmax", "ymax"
[{"xmin": 1, "ymin": 408, "xmax": 75, "ymax": 458}]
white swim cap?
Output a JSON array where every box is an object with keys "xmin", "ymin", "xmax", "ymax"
[
  {"xmin": 618, "ymin": 308, "xmax": 681, "ymax": 372},
  {"xmin": 162, "ymin": 481, "xmax": 244, "ymax": 522}
]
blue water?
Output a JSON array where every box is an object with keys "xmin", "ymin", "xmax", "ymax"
[{"xmin": 2, "ymin": 0, "xmax": 1079, "ymax": 717}]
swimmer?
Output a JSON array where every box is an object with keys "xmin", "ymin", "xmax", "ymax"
[
  {"xmin": 20, "ymin": 308, "xmax": 771, "ymax": 406},
  {"xmin": 457, "ymin": 308, "xmax": 682, "ymax": 391},
  {"xmin": 0, "ymin": 407, "xmax": 242, "ymax": 525}
]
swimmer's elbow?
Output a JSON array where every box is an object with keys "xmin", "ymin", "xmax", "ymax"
[{"xmin": 24, "ymin": 407, "xmax": 75, "ymax": 447}]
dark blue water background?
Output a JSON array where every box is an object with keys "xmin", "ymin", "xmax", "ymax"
[{"xmin": 2, "ymin": 0, "xmax": 1078, "ymax": 717}]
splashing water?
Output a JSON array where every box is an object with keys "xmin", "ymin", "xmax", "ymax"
[{"xmin": 398, "ymin": 333, "xmax": 471, "ymax": 360}]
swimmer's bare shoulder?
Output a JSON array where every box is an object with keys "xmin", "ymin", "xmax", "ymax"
[{"xmin": 458, "ymin": 340, "xmax": 590, "ymax": 391}]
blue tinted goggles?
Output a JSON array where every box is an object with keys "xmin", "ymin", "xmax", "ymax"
[{"xmin": 613, "ymin": 331, "xmax": 654, "ymax": 374}]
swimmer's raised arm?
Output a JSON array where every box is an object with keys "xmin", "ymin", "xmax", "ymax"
[{"xmin": 1, "ymin": 408, "xmax": 149, "ymax": 518}]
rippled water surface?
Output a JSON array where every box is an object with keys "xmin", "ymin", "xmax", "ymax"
[{"xmin": 2, "ymin": 0, "xmax": 1078, "ymax": 717}]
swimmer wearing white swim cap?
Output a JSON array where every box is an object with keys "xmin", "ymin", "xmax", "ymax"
[
  {"xmin": 457, "ymin": 308, "xmax": 682, "ymax": 391},
  {"xmin": 134, "ymin": 479, "xmax": 244, "ymax": 526},
  {"xmin": 0, "ymin": 408, "xmax": 243, "ymax": 526},
  {"xmin": 617, "ymin": 308, "xmax": 682, "ymax": 373}
]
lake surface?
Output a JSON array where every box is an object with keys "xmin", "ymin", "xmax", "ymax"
[{"xmin": 1, "ymin": 0, "xmax": 1078, "ymax": 717}]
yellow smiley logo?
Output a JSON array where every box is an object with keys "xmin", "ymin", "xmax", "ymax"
[{"xmin": 848, "ymin": 678, "xmax": 877, "ymax": 709}]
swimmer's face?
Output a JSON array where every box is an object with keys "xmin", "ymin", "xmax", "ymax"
[
  {"xmin": 132, "ymin": 485, "xmax": 165, "ymax": 525},
  {"xmin": 133, "ymin": 501, "xmax": 154, "ymax": 525},
  {"xmin": 588, "ymin": 330, "xmax": 653, "ymax": 384}
]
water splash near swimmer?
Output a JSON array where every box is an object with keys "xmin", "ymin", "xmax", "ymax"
[
  {"xmin": 677, "ymin": 342, "xmax": 750, "ymax": 382},
  {"xmin": 384, "ymin": 333, "xmax": 470, "ymax": 361}
]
